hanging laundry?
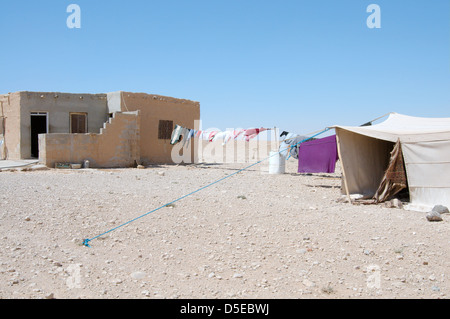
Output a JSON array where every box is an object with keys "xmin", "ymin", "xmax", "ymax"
[
  {"xmin": 208, "ymin": 131, "xmax": 219, "ymax": 142},
  {"xmin": 279, "ymin": 134, "xmax": 303, "ymax": 160},
  {"xmin": 232, "ymin": 129, "xmax": 245, "ymax": 140},
  {"xmin": 170, "ymin": 125, "xmax": 272, "ymax": 145},
  {"xmin": 244, "ymin": 128, "xmax": 268, "ymax": 141},
  {"xmin": 194, "ymin": 130, "xmax": 212, "ymax": 141},
  {"xmin": 198, "ymin": 130, "xmax": 210, "ymax": 140},
  {"xmin": 171, "ymin": 125, "xmax": 183, "ymax": 145},
  {"xmin": 215, "ymin": 129, "xmax": 244, "ymax": 145},
  {"xmin": 221, "ymin": 130, "xmax": 236, "ymax": 145},
  {"xmin": 212, "ymin": 131, "xmax": 228, "ymax": 143},
  {"xmin": 280, "ymin": 131, "xmax": 289, "ymax": 139},
  {"xmin": 280, "ymin": 132, "xmax": 297, "ymax": 141},
  {"xmin": 170, "ymin": 125, "xmax": 190, "ymax": 146},
  {"xmin": 222, "ymin": 131, "xmax": 233, "ymax": 145},
  {"xmin": 223, "ymin": 129, "xmax": 244, "ymax": 144},
  {"xmin": 298, "ymin": 135, "xmax": 339, "ymax": 174},
  {"xmin": 183, "ymin": 129, "xmax": 196, "ymax": 147}
]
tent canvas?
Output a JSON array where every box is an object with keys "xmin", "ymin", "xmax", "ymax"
[{"xmin": 332, "ymin": 113, "xmax": 450, "ymax": 212}]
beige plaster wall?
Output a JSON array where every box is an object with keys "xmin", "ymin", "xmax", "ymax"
[
  {"xmin": 119, "ymin": 92, "xmax": 200, "ymax": 164},
  {"xmin": 39, "ymin": 111, "xmax": 140, "ymax": 168},
  {"xmin": 0, "ymin": 92, "xmax": 22, "ymax": 159},
  {"xmin": 19, "ymin": 91, "xmax": 109, "ymax": 159}
]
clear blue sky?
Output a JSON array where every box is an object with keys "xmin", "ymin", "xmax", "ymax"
[{"xmin": 1, "ymin": 0, "xmax": 449, "ymax": 135}]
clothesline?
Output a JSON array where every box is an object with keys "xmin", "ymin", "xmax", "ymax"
[
  {"xmin": 170, "ymin": 125, "xmax": 275, "ymax": 146},
  {"xmin": 169, "ymin": 123, "xmax": 357, "ymax": 173},
  {"xmin": 82, "ymin": 127, "xmax": 331, "ymax": 247},
  {"xmin": 170, "ymin": 124, "xmax": 331, "ymax": 161},
  {"xmin": 81, "ymin": 116, "xmax": 384, "ymax": 247},
  {"xmin": 170, "ymin": 124, "xmax": 325, "ymax": 145}
]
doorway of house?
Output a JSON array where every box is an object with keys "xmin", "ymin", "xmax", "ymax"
[{"xmin": 30, "ymin": 112, "xmax": 48, "ymax": 158}]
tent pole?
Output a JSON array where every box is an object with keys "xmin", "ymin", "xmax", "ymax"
[
  {"xmin": 335, "ymin": 131, "xmax": 353, "ymax": 204},
  {"xmin": 367, "ymin": 112, "xmax": 393, "ymax": 125}
]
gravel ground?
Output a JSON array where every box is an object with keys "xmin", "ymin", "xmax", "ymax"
[{"xmin": 0, "ymin": 159, "xmax": 448, "ymax": 299}]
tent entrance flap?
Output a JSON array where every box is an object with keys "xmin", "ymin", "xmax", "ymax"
[
  {"xmin": 373, "ymin": 140, "xmax": 408, "ymax": 203},
  {"xmin": 336, "ymin": 128, "xmax": 394, "ymax": 197}
]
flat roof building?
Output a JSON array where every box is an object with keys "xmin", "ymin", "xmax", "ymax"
[{"xmin": 0, "ymin": 91, "xmax": 200, "ymax": 167}]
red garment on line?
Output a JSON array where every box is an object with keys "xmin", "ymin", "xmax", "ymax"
[{"xmin": 243, "ymin": 128, "xmax": 268, "ymax": 141}]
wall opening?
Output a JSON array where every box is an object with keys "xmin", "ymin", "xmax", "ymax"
[
  {"xmin": 31, "ymin": 112, "xmax": 48, "ymax": 158},
  {"xmin": 158, "ymin": 120, "xmax": 173, "ymax": 140},
  {"xmin": 70, "ymin": 112, "xmax": 88, "ymax": 133}
]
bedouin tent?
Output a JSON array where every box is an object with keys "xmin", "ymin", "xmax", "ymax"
[{"xmin": 332, "ymin": 112, "xmax": 450, "ymax": 212}]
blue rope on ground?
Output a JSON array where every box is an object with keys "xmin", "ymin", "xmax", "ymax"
[{"xmin": 82, "ymin": 128, "xmax": 330, "ymax": 247}]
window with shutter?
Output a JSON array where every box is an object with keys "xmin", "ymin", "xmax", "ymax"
[
  {"xmin": 70, "ymin": 113, "xmax": 87, "ymax": 133},
  {"xmin": 158, "ymin": 120, "xmax": 173, "ymax": 140}
]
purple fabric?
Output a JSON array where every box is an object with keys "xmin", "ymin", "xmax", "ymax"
[{"xmin": 298, "ymin": 135, "xmax": 339, "ymax": 174}]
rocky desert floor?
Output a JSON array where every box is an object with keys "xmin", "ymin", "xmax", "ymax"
[{"xmin": 0, "ymin": 159, "xmax": 448, "ymax": 299}]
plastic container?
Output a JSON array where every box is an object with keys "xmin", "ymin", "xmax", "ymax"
[{"xmin": 269, "ymin": 152, "xmax": 286, "ymax": 174}]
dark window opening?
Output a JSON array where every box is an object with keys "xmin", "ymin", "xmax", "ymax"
[
  {"xmin": 158, "ymin": 120, "xmax": 173, "ymax": 140},
  {"xmin": 71, "ymin": 113, "xmax": 87, "ymax": 133}
]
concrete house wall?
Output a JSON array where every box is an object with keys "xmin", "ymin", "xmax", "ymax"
[
  {"xmin": 0, "ymin": 92, "xmax": 21, "ymax": 160},
  {"xmin": 19, "ymin": 92, "xmax": 109, "ymax": 159},
  {"xmin": 40, "ymin": 111, "xmax": 140, "ymax": 168},
  {"xmin": 111, "ymin": 91, "xmax": 201, "ymax": 164}
]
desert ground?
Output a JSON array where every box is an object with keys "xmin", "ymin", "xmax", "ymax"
[{"xmin": 0, "ymin": 158, "xmax": 448, "ymax": 299}]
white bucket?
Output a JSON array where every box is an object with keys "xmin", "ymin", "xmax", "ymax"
[{"xmin": 269, "ymin": 151, "xmax": 286, "ymax": 174}]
